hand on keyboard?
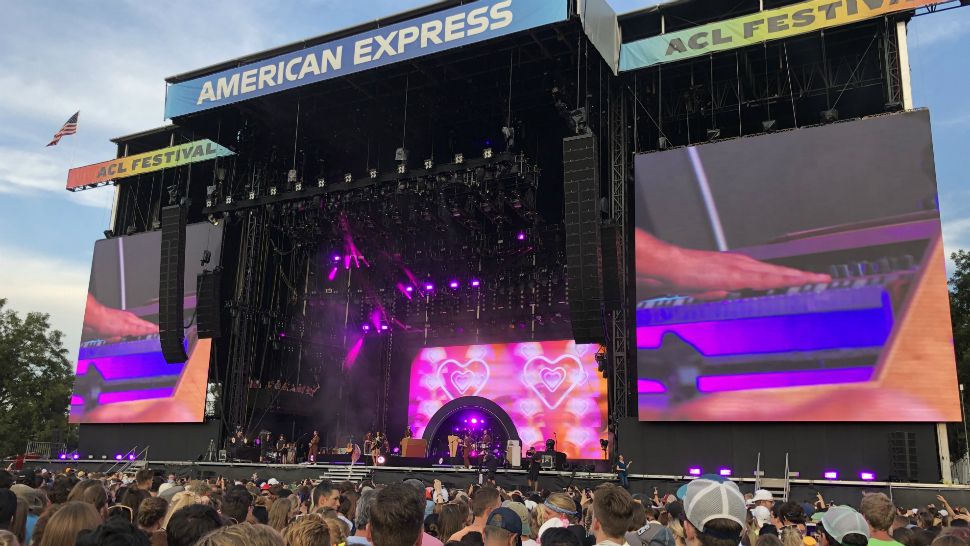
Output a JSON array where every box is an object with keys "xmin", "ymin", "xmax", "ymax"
[
  {"xmin": 635, "ymin": 228, "xmax": 831, "ymax": 300},
  {"xmin": 83, "ymin": 293, "xmax": 160, "ymax": 339}
]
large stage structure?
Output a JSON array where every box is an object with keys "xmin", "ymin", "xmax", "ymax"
[{"xmin": 62, "ymin": 0, "xmax": 968, "ymax": 488}]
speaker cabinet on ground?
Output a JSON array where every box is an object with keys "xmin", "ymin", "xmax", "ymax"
[
  {"xmin": 197, "ymin": 269, "xmax": 222, "ymax": 339},
  {"xmin": 563, "ymin": 133, "xmax": 604, "ymax": 344},
  {"xmin": 159, "ymin": 205, "xmax": 188, "ymax": 363}
]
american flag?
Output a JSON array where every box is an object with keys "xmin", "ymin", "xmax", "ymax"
[{"xmin": 46, "ymin": 111, "xmax": 79, "ymax": 147}]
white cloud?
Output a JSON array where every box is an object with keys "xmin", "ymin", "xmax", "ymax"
[
  {"xmin": 909, "ymin": 12, "xmax": 970, "ymax": 48},
  {"xmin": 0, "ymin": 245, "xmax": 90, "ymax": 365},
  {"xmin": 0, "ymin": 146, "xmax": 115, "ymax": 208}
]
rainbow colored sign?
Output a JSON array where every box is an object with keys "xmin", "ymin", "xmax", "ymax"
[
  {"xmin": 621, "ymin": 0, "xmax": 947, "ymax": 71},
  {"xmin": 66, "ymin": 139, "xmax": 234, "ymax": 191}
]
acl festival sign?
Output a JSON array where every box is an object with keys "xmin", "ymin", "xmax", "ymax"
[
  {"xmin": 66, "ymin": 140, "xmax": 234, "ymax": 191},
  {"xmin": 620, "ymin": 0, "xmax": 947, "ymax": 71},
  {"xmin": 164, "ymin": 0, "xmax": 569, "ymax": 118}
]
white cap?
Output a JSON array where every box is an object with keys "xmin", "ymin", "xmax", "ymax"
[
  {"xmin": 683, "ymin": 478, "xmax": 747, "ymax": 533},
  {"xmin": 267, "ymin": 478, "xmax": 280, "ymax": 485},
  {"xmin": 751, "ymin": 506, "xmax": 772, "ymax": 527},
  {"xmin": 819, "ymin": 506, "xmax": 870, "ymax": 544},
  {"xmin": 749, "ymin": 490, "xmax": 774, "ymax": 504},
  {"xmin": 158, "ymin": 483, "xmax": 175, "ymax": 495}
]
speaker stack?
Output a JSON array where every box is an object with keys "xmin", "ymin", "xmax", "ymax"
[{"xmin": 159, "ymin": 205, "xmax": 188, "ymax": 363}]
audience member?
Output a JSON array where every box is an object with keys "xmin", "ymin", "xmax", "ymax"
[
  {"xmin": 860, "ymin": 495, "xmax": 905, "ymax": 546},
  {"xmin": 484, "ymin": 507, "xmax": 522, "ymax": 546},
  {"xmin": 284, "ymin": 516, "xmax": 332, "ymax": 546},
  {"xmin": 369, "ymin": 483, "xmax": 426, "ymax": 546},
  {"xmin": 166, "ymin": 504, "xmax": 224, "ymax": 546},
  {"xmin": 196, "ymin": 522, "xmax": 284, "ymax": 546},
  {"xmin": 37, "ymin": 501, "xmax": 101, "ymax": 546}
]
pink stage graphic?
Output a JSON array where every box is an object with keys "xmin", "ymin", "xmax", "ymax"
[{"xmin": 406, "ymin": 340, "xmax": 607, "ymax": 459}]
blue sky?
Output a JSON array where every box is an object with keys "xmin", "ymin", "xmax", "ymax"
[{"xmin": 0, "ymin": 1, "xmax": 967, "ymax": 363}]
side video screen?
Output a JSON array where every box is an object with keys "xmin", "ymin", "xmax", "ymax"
[
  {"xmin": 69, "ymin": 223, "xmax": 223, "ymax": 424},
  {"xmin": 634, "ymin": 110, "xmax": 958, "ymax": 422}
]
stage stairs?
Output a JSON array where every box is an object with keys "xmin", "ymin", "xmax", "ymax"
[
  {"xmin": 754, "ymin": 452, "xmax": 792, "ymax": 502},
  {"xmin": 317, "ymin": 465, "xmax": 372, "ymax": 483}
]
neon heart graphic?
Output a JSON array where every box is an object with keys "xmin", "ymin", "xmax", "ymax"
[
  {"xmin": 540, "ymin": 367, "xmax": 566, "ymax": 391},
  {"xmin": 522, "ymin": 354, "xmax": 586, "ymax": 409},
  {"xmin": 436, "ymin": 359, "xmax": 490, "ymax": 400}
]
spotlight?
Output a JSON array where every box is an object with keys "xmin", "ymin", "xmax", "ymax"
[
  {"xmin": 332, "ymin": 254, "xmax": 341, "ymax": 263},
  {"xmin": 449, "ymin": 280, "xmax": 460, "ymax": 289},
  {"xmin": 317, "ymin": 177, "xmax": 326, "ymax": 188},
  {"xmin": 823, "ymin": 471, "xmax": 839, "ymax": 480},
  {"xmin": 821, "ymin": 108, "xmax": 839, "ymax": 123},
  {"xmin": 424, "ymin": 283, "xmax": 434, "ymax": 291},
  {"xmin": 454, "ymin": 153, "xmax": 464, "ymax": 164},
  {"xmin": 344, "ymin": 173, "xmax": 353, "ymax": 183},
  {"xmin": 762, "ymin": 120, "xmax": 777, "ymax": 132},
  {"xmin": 516, "ymin": 232, "xmax": 526, "ymax": 241},
  {"xmin": 128, "ymin": 454, "xmax": 136, "ymax": 461},
  {"xmin": 424, "ymin": 158, "xmax": 434, "ymax": 169},
  {"xmin": 470, "ymin": 279, "xmax": 481, "ymax": 287},
  {"xmin": 397, "ymin": 163, "xmax": 407, "ymax": 174},
  {"xmin": 859, "ymin": 471, "xmax": 875, "ymax": 481},
  {"xmin": 225, "ymin": 196, "xmax": 233, "ymax": 205},
  {"xmin": 380, "ymin": 324, "xmax": 389, "ymax": 331},
  {"xmin": 706, "ymin": 128, "xmax": 721, "ymax": 140},
  {"xmin": 362, "ymin": 324, "xmax": 371, "ymax": 332},
  {"xmin": 719, "ymin": 468, "xmax": 733, "ymax": 477},
  {"xmin": 294, "ymin": 183, "xmax": 303, "ymax": 192},
  {"xmin": 58, "ymin": 454, "xmax": 67, "ymax": 460},
  {"xmin": 377, "ymin": 455, "xmax": 386, "ymax": 464},
  {"xmin": 114, "ymin": 454, "xmax": 123, "ymax": 461},
  {"xmin": 688, "ymin": 467, "xmax": 702, "ymax": 476},
  {"xmin": 483, "ymin": 147, "xmax": 493, "ymax": 159},
  {"xmin": 404, "ymin": 285, "xmax": 414, "ymax": 293},
  {"xmin": 269, "ymin": 187, "xmax": 277, "ymax": 196},
  {"xmin": 369, "ymin": 169, "xmax": 378, "ymax": 179},
  {"xmin": 393, "ymin": 447, "xmax": 400, "ymax": 454},
  {"xmin": 248, "ymin": 191, "xmax": 256, "ymax": 200},
  {"xmin": 471, "ymin": 418, "xmax": 478, "ymax": 424},
  {"xmin": 72, "ymin": 454, "xmax": 80, "ymax": 460}
]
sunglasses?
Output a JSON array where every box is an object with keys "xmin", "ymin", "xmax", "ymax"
[{"xmin": 108, "ymin": 504, "xmax": 134, "ymax": 522}]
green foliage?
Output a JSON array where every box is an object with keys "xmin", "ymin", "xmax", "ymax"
[
  {"xmin": 948, "ymin": 251, "xmax": 970, "ymax": 461},
  {"xmin": 0, "ymin": 298, "xmax": 75, "ymax": 457}
]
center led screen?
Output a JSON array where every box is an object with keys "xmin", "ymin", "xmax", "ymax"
[
  {"xmin": 406, "ymin": 340, "xmax": 607, "ymax": 459},
  {"xmin": 634, "ymin": 110, "xmax": 959, "ymax": 422},
  {"xmin": 69, "ymin": 222, "xmax": 223, "ymax": 424}
]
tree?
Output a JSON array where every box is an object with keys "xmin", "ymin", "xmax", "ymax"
[
  {"xmin": 0, "ymin": 298, "xmax": 75, "ymax": 457},
  {"xmin": 948, "ymin": 250, "xmax": 970, "ymax": 461}
]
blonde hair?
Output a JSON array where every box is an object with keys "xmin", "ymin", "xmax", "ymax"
[
  {"xmin": 780, "ymin": 527, "xmax": 804, "ymax": 546},
  {"xmin": 536, "ymin": 493, "xmax": 576, "ymax": 528},
  {"xmin": 163, "ymin": 491, "xmax": 201, "ymax": 529},
  {"xmin": 284, "ymin": 517, "xmax": 332, "ymax": 546},
  {"xmin": 0, "ymin": 530, "xmax": 19, "ymax": 546},
  {"xmin": 38, "ymin": 501, "xmax": 101, "ymax": 546},
  {"xmin": 267, "ymin": 496, "xmax": 295, "ymax": 531},
  {"xmin": 197, "ymin": 523, "xmax": 284, "ymax": 546},
  {"xmin": 320, "ymin": 513, "xmax": 349, "ymax": 544},
  {"xmin": 668, "ymin": 517, "xmax": 687, "ymax": 546}
]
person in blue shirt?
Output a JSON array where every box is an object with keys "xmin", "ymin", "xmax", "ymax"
[{"xmin": 616, "ymin": 455, "xmax": 633, "ymax": 489}]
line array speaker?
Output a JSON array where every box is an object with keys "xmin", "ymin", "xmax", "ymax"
[
  {"xmin": 159, "ymin": 204, "xmax": 188, "ymax": 363},
  {"xmin": 888, "ymin": 431, "xmax": 918, "ymax": 482},
  {"xmin": 563, "ymin": 133, "xmax": 604, "ymax": 345},
  {"xmin": 197, "ymin": 268, "xmax": 222, "ymax": 339}
]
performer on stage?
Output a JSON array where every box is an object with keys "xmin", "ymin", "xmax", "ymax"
[
  {"xmin": 462, "ymin": 430, "xmax": 474, "ymax": 469},
  {"xmin": 371, "ymin": 432, "xmax": 385, "ymax": 465},
  {"xmin": 349, "ymin": 440, "xmax": 362, "ymax": 467},
  {"xmin": 404, "ymin": 426, "xmax": 413, "ymax": 439},
  {"xmin": 616, "ymin": 454, "xmax": 632, "ymax": 489},
  {"xmin": 447, "ymin": 432, "xmax": 461, "ymax": 463},
  {"xmin": 308, "ymin": 431, "xmax": 320, "ymax": 463},
  {"xmin": 527, "ymin": 446, "xmax": 540, "ymax": 492},
  {"xmin": 276, "ymin": 434, "xmax": 287, "ymax": 464},
  {"xmin": 482, "ymin": 429, "xmax": 492, "ymax": 449}
]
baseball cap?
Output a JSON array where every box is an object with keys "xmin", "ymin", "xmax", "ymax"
[
  {"xmin": 486, "ymin": 507, "xmax": 523, "ymax": 546},
  {"xmin": 748, "ymin": 490, "xmax": 774, "ymax": 505},
  {"xmin": 752, "ymin": 506, "xmax": 772, "ymax": 527},
  {"xmin": 677, "ymin": 474, "xmax": 728, "ymax": 500},
  {"xmin": 502, "ymin": 501, "xmax": 532, "ymax": 536},
  {"xmin": 682, "ymin": 478, "xmax": 747, "ymax": 534},
  {"xmin": 819, "ymin": 507, "xmax": 870, "ymax": 544},
  {"xmin": 267, "ymin": 478, "xmax": 280, "ymax": 485}
]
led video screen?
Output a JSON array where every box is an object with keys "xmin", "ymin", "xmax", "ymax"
[
  {"xmin": 69, "ymin": 223, "xmax": 223, "ymax": 424},
  {"xmin": 635, "ymin": 110, "xmax": 958, "ymax": 422},
  {"xmin": 406, "ymin": 340, "xmax": 607, "ymax": 459}
]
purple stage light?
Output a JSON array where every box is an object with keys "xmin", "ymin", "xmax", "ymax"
[
  {"xmin": 424, "ymin": 283, "xmax": 435, "ymax": 291},
  {"xmin": 719, "ymin": 468, "xmax": 732, "ymax": 477},
  {"xmin": 380, "ymin": 324, "xmax": 389, "ymax": 331},
  {"xmin": 362, "ymin": 324, "xmax": 371, "ymax": 332},
  {"xmin": 393, "ymin": 447, "xmax": 400, "ymax": 454},
  {"xmin": 114, "ymin": 454, "xmax": 123, "ymax": 461},
  {"xmin": 471, "ymin": 418, "xmax": 478, "ymax": 424},
  {"xmin": 405, "ymin": 285, "xmax": 414, "ymax": 293},
  {"xmin": 449, "ymin": 280, "xmax": 459, "ymax": 289},
  {"xmin": 688, "ymin": 467, "xmax": 702, "ymax": 476},
  {"xmin": 516, "ymin": 232, "xmax": 526, "ymax": 241},
  {"xmin": 128, "ymin": 454, "xmax": 136, "ymax": 461},
  {"xmin": 823, "ymin": 471, "xmax": 839, "ymax": 480},
  {"xmin": 58, "ymin": 454, "xmax": 67, "ymax": 460},
  {"xmin": 332, "ymin": 254, "xmax": 341, "ymax": 263},
  {"xmin": 470, "ymin": 279, "xmax": 481, "ymax": 287},
  {"xmin": 377, "ymin": 455, "xmax": 386, "ymax": 464},
  {"xmin": 859, "ymin": 471, "xmax": 875, "ymax": 481},
  {"xmin": 471, "ymin": 451, "xmax": 478, "ymax": 457},
  {"xmin": 72, "ymin": 454, "xmax": 80, "ymax": 460}
]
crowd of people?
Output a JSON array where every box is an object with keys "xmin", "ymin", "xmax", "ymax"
[{"xmin": 0, "ymin": 465, "xmax": 968, "ymax": 546}]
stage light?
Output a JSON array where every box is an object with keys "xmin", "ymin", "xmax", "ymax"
[
  {"xmin": 859, "ymin": 471, "xmax": 875, "ymax": 481},
  {"xmin": 332, "ymin": 254, "xmax": 341, "ymax": 263},
  {"xmin": 294, "ymin": 183, "xmax": 303, "ymax": 192},
  {"xmin": 317, "ymin": 177, "xmax": 326, "ymax": 188},
  {"xmin": 269, "ymin": 187, "xmax": 277, "ymax": 196},
  {"xmin": 128, "ymin": 454, "xmax": 136, "ymax": 461},
  {"xmin": 404, "ymin": 285, "xmax": 414, "ymax": 293},
  {"xmin": 58, "ymin": 454, "xmax": 67, "ymax": 460},
  {"xmin": 470, "ymin": 279, "xmax": 481, "ymax": 287},
  {"xmin": 516, "ymin": 232, "xmax": 526, "ymax": 241},
  {"xmin": 72, "ymin": 454, "xmax": 80, "ymax": 460},
  {"xmin": 225, "ymin": 196, "xmax": 232, "ymax": 205},
  {"xmin": 424, "ymin": 158, "xmax": 434, "ymax": 169},
  {"xmin": 454, "ymin": 153, "xmax": 464, "ymax": 164},
  {"xmin": 688, "ymin": 467, "xmax": 702, "ymax": 476},
  {"xmin": 483, "ymin": 147, "xmax": 493, "ymax": 159},
  {"xmin": 344, "ymin": 173, "xmax": 353, "ymax": 183},
  {"xmin": 249, "ymin": 191, "xmax": 256, "ymax": 200},
  {"xmin": 114, "ymin": 454, "xmax": 123, "ymax": 461},
  {"xmin": 471, "ymin": 418, "xmax": 478, "ymax": 424},
  {"xmin": 424, "ymin": 283, "xmax": 435, "ymax": 291},
  {"xmin": 824, "ymin": 471, "xmax": 839, "ymax": 480},
  {"xmin": 719, "ymin": 468, "xmax": 732, "ymax": 477},
  {"xmin": 362, "ymin": 324, "xmax": 371, "ymax": 332},
  {"xmin": 377, "ymin": 455, "xmax": 386, "ymax": 464},
  {"xmin": 393, "ymin": 447, "xmax": 400, "ymax": 454},
  {"xmin": 369, "ymin": 169, "xmax": 378, "ymax": 179},
  {"xmin": 380, "ymin": 324, "xmax": 389, "ymax": 331},
  {"xmin": 449, "ymin": 280, "xmax": 459, "ymax": 289},
  {"xmin": 397, "ymin": 163, "xmax": 407, "ymax": 174}
]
